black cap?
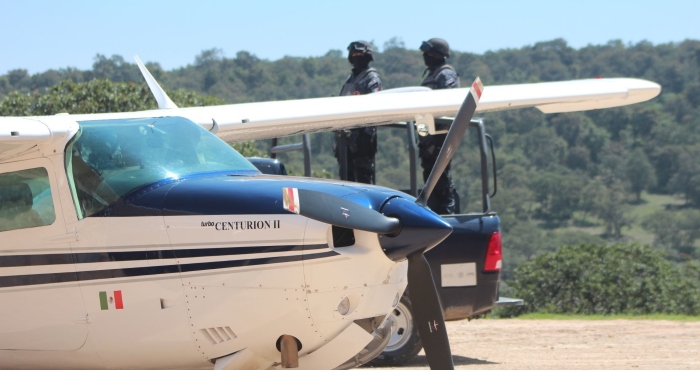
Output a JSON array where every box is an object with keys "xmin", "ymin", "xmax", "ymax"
[{"xmin": 420, "ymin": 38, "xmax": 450, "ymax": 58}]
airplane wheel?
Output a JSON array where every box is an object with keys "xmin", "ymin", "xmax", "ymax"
[{"xmin": 367, "ymin": 295, "xmax": 423, "ymax": 366}]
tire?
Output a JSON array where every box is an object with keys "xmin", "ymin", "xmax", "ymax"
[{"xmin": 367, "ymin": 295, "xmax": 423, "ymax": 367}]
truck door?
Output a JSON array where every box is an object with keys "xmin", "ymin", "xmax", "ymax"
[{"xmin": 0, "ymin": 158, "xmax": 88, "ymax": 350}]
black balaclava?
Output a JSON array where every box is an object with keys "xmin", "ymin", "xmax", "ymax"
[
  {"xmin": 423, "ymin": 52, "xmax": 446, "ymax": 68},
  {"xmin": 350, "ymin": 53, "xmax": 371, "ymax": 73}
]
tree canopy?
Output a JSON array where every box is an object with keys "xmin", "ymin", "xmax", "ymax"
[{"xmin": 502, "ymin": 243, "xmax": 700, "ymax": 316}]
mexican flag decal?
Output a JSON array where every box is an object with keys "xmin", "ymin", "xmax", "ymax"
[
  {"xmin": 282, "ymin": 187, "xmax": 300, "ymax": 214},
  {"xmin": 99, "ymin": 290, "xmax": 124, "ymax": 310}
]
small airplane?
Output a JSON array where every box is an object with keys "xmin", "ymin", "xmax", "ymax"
[{"xmin": 0, "ymin": 56, "xmax": 660, "ymax": 370}]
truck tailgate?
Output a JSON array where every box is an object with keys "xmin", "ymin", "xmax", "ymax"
[{"xmin": 425, "ymin": 214, "xmax": 501, "ymax": 320}]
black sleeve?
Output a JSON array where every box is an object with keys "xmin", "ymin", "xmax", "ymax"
[
  {"xmin": 363, "ymin": 72, "xmax": 383, "ymax": 93},
  {"xmin": 437, "ymin": 69, "xmax": 460, "ymax": 89}
]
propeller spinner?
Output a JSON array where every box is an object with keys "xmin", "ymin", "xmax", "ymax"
[{"xmin": 282, "ymin": 78, "xmax": 483, "ymax": 370}]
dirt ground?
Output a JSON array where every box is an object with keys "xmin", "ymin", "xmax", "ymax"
[{"xmin": 371, "ymin": 319, "xmax": 700, "ymax": 369}]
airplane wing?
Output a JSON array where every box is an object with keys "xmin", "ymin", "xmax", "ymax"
[
  {"xmin": 202, "ymin": 77, "xmax": 661, "ymax": 142},
  {"xmin": 56, "ymin": 77, "xmax": 661, "ymax": 142},
  {"xmin": 0, "ymin": 77, "xmax": 661, "ymax": 153},
  {"xmin": 0, "ymin": 117, "xmax": 54, "ymax": 160},
  {"xmin": 176, "ymin": 77, "xmax": 660, "ymax": 142}
]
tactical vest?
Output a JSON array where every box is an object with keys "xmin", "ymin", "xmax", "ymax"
[
  {"xmin": 421, "ymin": 64, "xmax": 459, "ymax": 90},
  {"xmin": 340, "ymin": 67, "xmax": 379, "ymax": 96}
]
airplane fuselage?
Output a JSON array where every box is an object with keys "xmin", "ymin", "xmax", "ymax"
[
  {"xmin": 0, "ymin": 116, "xmax": 408, "ymax": 369},
  {"xmin": 1, "ymin": 169, "xmax": 407, "ymax": 369}
]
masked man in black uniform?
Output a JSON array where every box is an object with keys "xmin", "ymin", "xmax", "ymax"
[
  {"xmin": 335, "ymin": 41, "xmax": 382, "ymax": 184},
  {"xmin": 418, "ymin": 38, "xmax": 460, "ymax": 214}
]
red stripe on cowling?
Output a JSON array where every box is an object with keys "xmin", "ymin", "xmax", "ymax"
[
  {"xmin": 288, "ymin": 188, "xmax": 296, "ymax": 213},
  {"xmin": 472, "ymin": 81, "xmax": 482, "ymax": 98},
  {"xmin": 114, "ymin": 290, "xmax": 124, "ymax": 309}
]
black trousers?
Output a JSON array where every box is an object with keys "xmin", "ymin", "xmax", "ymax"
[
  {"xmin": 419, "ymin": 134, "xmax": 456, "ymax": 215},
  {"xmin": 335, "ymin": 128, "xmax": 376, "ymax": 185}
]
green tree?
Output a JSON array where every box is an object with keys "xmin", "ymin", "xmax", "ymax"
[
  {"xmin": 631, "ymin": 107, "xmax": 659, "ymax": 138},
  {"xmin": 489, "ymin": 159, "xmax": 533, "ymax": 226},
  {"xmin": 501, "ymin": 221, "xmax": 556, "ymax": 280},
  {"xmin": 624, "ymin": 147, "xmax": 656, "ymax": 202},
  {"xmin": 195, "ymin": 48, "xmax": 224, "ymax": 92},
  {"xmin": 530, "ymin": 170, "xmax": 584, "ymax": 224},
  {"xmin": 565, "ymin": 146, "xmax": 591, "ymax": 171},
  {"xmin": 7, "ymin": 69, "xmax": 29, "ymax": 88},
  {"xmin": 90, "ymin": 54, "xmax": 141, "ymax": 83},
  {"xmin": 642, "ymin": 209, "xmax": 700, "ymax": 260},
  {"xmin": 231, "ymin": 141, "xmax": 264, "ymax": 157},
  {"xmin": 586, "ymin": 107, "xmax": 630, "ymax": 141},
  {"xmin": 669, "ymin": 146, "xmax": 700, "ymax": 206},
  {"xmin": 577, "ymin": 179, "xmax": 606, "ymax": 224},
  {"xmin": 598, "ymin": 141, "xmax": 627, "ymax": 186},
  {"xmin": 549, "ymin": 113, "xmax": 595, "ymax": 147},
  {"xmin": 521, "ymin": 126, "xmax": 567, "ymax": 170},
  {"xmin": 595, "ymin": 184, "xmax": 632, "ymax": 238},
  {"xmin": 0, "ymin": 79, "xmax": 224, "ymax": 116},
  {"xmin": 506, "ymin": 243, "xmax": 700, "ymax": 316},
  {"xmin": 651, "ymin": 145, "xmax": 681, "ymax": 192}
]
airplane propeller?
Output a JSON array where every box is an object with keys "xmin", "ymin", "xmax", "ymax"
[
  {"xmin": 281, "ymin": 187, "xmax": 401, "ymax": 235},
  {"xmin": 282, "ymin": 78, "xmax": 483, "ymax": 370},
  {"xmin": 384, "ymin": 77, "xmax": 482, "ymax": 370}
]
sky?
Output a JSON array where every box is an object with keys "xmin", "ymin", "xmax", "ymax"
[{"xmin": 1, "ymin": 0, "xmax": 699, "ymax": 75}]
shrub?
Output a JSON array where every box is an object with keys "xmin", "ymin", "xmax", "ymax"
[{"xmin": 502, "ymin": 243, "xmax": 700, "ymax": 316}]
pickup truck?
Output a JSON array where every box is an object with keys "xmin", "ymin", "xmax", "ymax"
[{"xmin": 248, "ymin": 118, "xmax": 517, "ymax": 366}]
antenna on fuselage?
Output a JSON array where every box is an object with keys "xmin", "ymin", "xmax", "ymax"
[{"xmin": 134, "ymin": 55, "xmax": 178, "ymax": 109}]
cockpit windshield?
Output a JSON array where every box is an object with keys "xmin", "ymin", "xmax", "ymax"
[{"xmin": 65, "ymin": 116, "xmax": 259, "ymax": 218}]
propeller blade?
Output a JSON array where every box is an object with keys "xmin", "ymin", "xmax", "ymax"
[
  {"xmin": 400, "ymin": 76, "xmax": 487, "ymax": 370},
  {"xmin": 408, "ymin": 254, "xmax": 454, "ymax": 370},
  {"xmin": 416, "ymin": 77, "xmax": 483, "ymax": 207},
  {"xmin": 282, "ymin": 187, "xmax": 400, "ymax": 234}
]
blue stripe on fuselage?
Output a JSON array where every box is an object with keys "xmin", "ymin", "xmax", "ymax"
[
  {"xmin": 0, "ymin": 244, "xmax": 328, "ymax": 267},
  {"xmin": 0, "ymin": 247, "xmax": 337, "ymax": 288}
]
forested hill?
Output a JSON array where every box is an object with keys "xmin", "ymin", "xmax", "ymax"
[
  {"xmin": 2, "ymin": 38, "xmax": 699, "ymax": 102},
  {"xmin": 2, "ymin": 38, "xmax": 700, "ymax": 278}
]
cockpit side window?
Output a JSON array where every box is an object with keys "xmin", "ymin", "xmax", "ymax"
[{"xmin": 0, "ymin": 167, "xmax": 56, "ymax": 232}]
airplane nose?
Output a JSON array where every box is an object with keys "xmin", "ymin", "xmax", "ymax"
[
  {"xmin": 378, "ymin": 197, "xmax": 452, "ymax": 262},
  {"xmin": 284, "ymin": 78, "xmax": 482, "ymax": 370}
]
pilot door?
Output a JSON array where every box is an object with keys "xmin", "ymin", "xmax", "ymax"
[{"xmin": 0, "ymin": 158, "xmax": 88, "ymax": 351}]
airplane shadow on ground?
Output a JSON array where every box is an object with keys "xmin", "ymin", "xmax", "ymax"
[{"xmin": 366, "ymin": 355, "xmax": 497, "ymax": 367}]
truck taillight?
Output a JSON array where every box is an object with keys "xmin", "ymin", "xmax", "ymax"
[{"xmin": 483, "ymin": 231, "xmax": 502, "ymax": 272}]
